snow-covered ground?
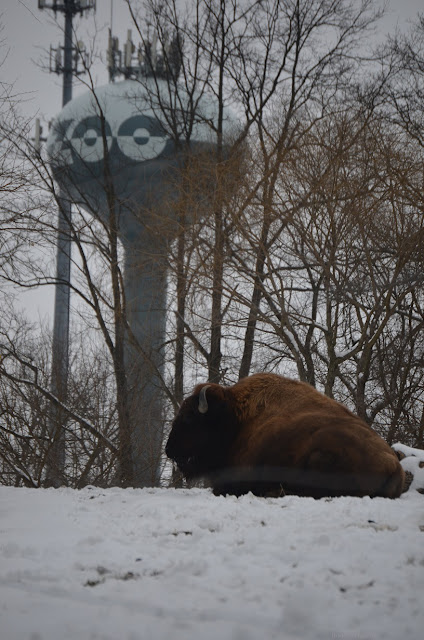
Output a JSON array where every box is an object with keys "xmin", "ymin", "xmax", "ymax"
[{"xmin": 1, "ymin": 450, "xmax": 424, "ymax": 640}]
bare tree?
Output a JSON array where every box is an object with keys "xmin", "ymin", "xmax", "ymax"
[
  {"xmin": 0, "ymin": 313, "xmax": 119, "ymax": 487},
  {"xmin": 127, "ymin": 0, "xmax": 382, "ymax": 389},
  {"xmin": 227, "ymin": 96, "xmax": 424, "ymax": 444}
]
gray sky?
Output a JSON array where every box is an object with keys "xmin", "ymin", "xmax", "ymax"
[
  {"xmin": 2, "ymin": 1, "xmax": 423, "ymax": 127},
  {"xmin": 2, "ymin": 1, "xmax": 130, "ymax": 125},
  {"xmin": 1, "ymin": 0, "xmax": 423, "ymax": 325}
]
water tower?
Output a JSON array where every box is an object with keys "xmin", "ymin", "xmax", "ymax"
[{"xmin": 46, "ymin": 36, "xmax": 224, "ymax": 486}]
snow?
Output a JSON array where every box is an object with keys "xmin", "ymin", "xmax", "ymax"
[
  {"xmin": 1, "ymin": 474, "xmax": 424, "ymax": 639},
  {"xmin": 392, "ymin": 442, "xmax": 424, "ymax": 492}
]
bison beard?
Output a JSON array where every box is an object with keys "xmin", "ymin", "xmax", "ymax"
[{"xmin": 165, "ymin": 373, "xmax": 406, "ymax": 498}]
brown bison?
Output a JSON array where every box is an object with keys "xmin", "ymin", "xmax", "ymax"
[{"xmin": 165, "ymin": 373, "xmax": 405, "ymax": 498}]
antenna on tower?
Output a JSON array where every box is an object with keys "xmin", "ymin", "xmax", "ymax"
[{"xmin": 107, "ymin": 26, "xmax": 183, "ymax": 83}]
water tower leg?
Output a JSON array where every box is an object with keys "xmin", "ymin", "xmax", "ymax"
[
  {"xmin": 124, "ymin": 242, "xmax": 167, "ymax": 487},
  {"xmin": 45, "ymin": 192, "xmax": 71, "ymax": 487}
]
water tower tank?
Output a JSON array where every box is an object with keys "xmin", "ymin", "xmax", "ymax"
[{"xmin": 46, "ymin": 78, "xmax": 222, "ymax": 486}]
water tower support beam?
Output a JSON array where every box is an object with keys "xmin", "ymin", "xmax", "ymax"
[{"xmin": 40, "ymin": 0, "xmax": 95, "ymax": 486}]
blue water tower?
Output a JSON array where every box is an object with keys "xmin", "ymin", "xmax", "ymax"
[{"xmin": 46, "ymin": 73, "xmax": 222, "ymax": 486}]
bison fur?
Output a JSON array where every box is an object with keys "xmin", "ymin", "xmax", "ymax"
[{"xmin": 165, "ymin": 373, "xmax": 405, "ymax": 498}]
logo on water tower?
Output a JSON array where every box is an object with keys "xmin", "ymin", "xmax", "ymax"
[{"xmin": 50, "ymin": 113, "xmax": 169, "ymax": 166}]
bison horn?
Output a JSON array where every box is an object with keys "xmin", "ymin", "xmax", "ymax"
[{"xmin": 198, "ymin": 385, "xmax": 211, "ymax": 414}]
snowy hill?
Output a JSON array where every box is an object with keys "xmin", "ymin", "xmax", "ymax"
[{"xmin": 1, "ymin": 470, "xmax": 424, "ymax": 640}]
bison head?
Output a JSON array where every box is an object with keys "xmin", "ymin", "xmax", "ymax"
[{"xmin": 165, "ymin": 383, "xmax": 238, "ymax": 479}]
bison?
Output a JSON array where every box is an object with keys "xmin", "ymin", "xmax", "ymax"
[{"xmin": 165, "ymin": 373, "xmax": 405, "ymax": 498}]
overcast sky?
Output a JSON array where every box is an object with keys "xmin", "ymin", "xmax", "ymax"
[
  {"xmin": 2, "ymin": 0, "xmax": 130, "ymax": 124},
  {"xmin": 1, "ymin": 0, "xmax": 423, "ymax": 324},
  {"xmin": 3, "ymin": 1, "xmax": 423, "ymax": 130}
]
